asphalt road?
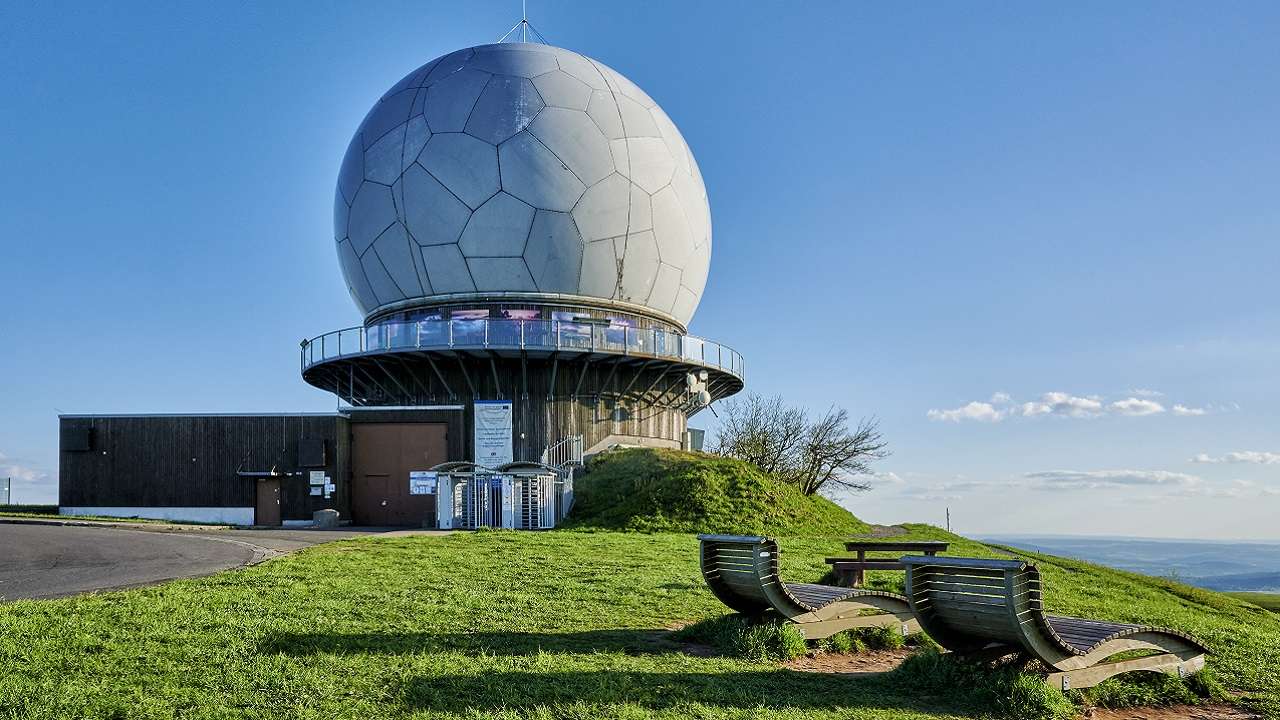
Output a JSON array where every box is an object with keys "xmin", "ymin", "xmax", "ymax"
[{"xmin": 0, "ymin": 524, "xmax": 263, "ymax": 601}]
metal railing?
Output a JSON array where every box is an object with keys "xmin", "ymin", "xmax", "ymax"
[
  {"xmin": 302, "ymin": 319, "xmax": 745, "ymax": 379},
  {"xmin": 541, "ymin": 435, "xmax": 584, "ymax": 469}
]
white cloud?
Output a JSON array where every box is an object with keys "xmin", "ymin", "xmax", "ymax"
[
  {"xmin": 928, "ymin": 390, "xmax": 1212, "ymax": 422},
  {"xmin": 870, "ymin": 471, "xmax": 906, "ymax": 485},
  {"xmin": 1109, "ymin": 398, "xmax": 1166, "ymax": 416},
  {"xmin": 1190, "ymin": 451, "xmax": 1280, "ymax": 465},
  {"xmin": 927, "ymin": 401, "xmax": 1007, "ymax": 423},
  {"xmin": 1024, "ymin": 469, "xmax": 1201, "ymax": 490},
  {"xmin": 898, "ymin": 478, "xmax": 1013, "ymax": 501},
  {"xmin": 1019, "ymin": 392, "xmax": 1104, "ymax": 418}
]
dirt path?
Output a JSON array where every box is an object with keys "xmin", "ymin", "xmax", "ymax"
[{"xmin": 1086, "ymin": 705, "xmax": 1261, "ymax": 720}]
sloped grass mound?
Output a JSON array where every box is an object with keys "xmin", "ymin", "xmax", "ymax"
[
  {"xmin": 0, "ymin": 530, "xmax": 1278, "ymax": 718},
  {"xmin": 564, "ymin": 447, "xmax": 871, "ymax": 535}
]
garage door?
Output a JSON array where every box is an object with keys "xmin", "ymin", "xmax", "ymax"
[{"xmin": 351, "ymin": 423, "xmax": 449, "ymax": 526}]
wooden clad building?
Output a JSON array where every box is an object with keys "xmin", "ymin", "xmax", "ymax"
[{"xmin": 58, "ymin": 409, "xmax": 464, "ymax": 527}]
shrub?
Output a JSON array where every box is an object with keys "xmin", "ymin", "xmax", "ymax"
[
  {"xmin": 1083, "ymin": 667, "xmax": 1228, "ymax": 709},
  {"xmin": 820, "ymin": 631, "xmax": 863, "ymax": 655},
  {"xmin": 673, "ymin": 615, "xmax": 807, "ymax": 662},
  {"xmin": 858, "ymin": 624, "xmax": 905, "ymax": 651},
  {"xmin": 735, "ymin": 621, "xmax": 807, "ymax": 662},
  {"xmin": 893, "ymin": 649, "xmax": 1076, "ymax": 720}
]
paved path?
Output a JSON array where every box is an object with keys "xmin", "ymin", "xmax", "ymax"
[{"xmin": 0, "ymin": 523, "xmax": 413, "ymax": 601}]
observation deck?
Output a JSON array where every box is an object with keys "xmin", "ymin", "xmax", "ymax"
[{"xmin": 300, "ymin": 318, "xmax": 744, "ymax": 408}]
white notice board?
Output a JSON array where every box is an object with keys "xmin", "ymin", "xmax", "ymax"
[
  {"xmin": 409, "ymin": 470, "xmax": 437, "ymax": 495},
  {"xmin": 474, "ymin": 401, "xmax": 513, "ymax": 468}
]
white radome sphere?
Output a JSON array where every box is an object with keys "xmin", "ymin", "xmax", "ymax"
[{"xmin": 334, "ymin": 43, "xmax": 711, "ymax": 327}]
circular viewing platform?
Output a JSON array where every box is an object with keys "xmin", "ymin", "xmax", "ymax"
[{"xmin": 300, "ymin": 318, "xmax": 745, "ymax": 407}]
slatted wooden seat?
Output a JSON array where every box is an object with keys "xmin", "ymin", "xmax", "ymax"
[
  {"xmin": 902, "ymin": 556, "xmax": 1209, "ymax": 690},
  {"xmin": 697, "ymin": 534, "xmax": 918, "ymax": 639}
]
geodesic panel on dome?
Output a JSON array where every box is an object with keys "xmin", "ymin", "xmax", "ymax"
[
  {"xmin": 364, "ymin": 125, "xmax": 406, "ymax": 185},
  {"xmin": 498, "ymin": 131, "xmax": 586, "ymax": 212},
  {"xmin": 531, "ymin": 70, "xmax": 592, "ymax": 110},
  {"xmin": 334, "ymin": 42, "xmax": 713, "ymax": 325},
  {"xmin": 421, "ymin": 244, "xmax": 473, "ymax": 294},
  {"xmin": 619, "ymin": 230, "xmax": 660, "ymax": 303},
  {"xmin": 651, "ymin": 187, "xmax": 694, "ymax": 268},
  {"xmin": 466, "ymin": 76, "xmax": 543, "ymax": 145},
  {"xmin": 528, "ymin": 107, "xmax": 613, "ymax": 186},
  {"xmin": 524, "ymin": 211, "xmax": 583, "ymax": 293},
  {"xmin": 401, "ymin": 164, "xmax": 470, "ymax": 246},
  {"xmin": 572, "ymin": 173, "xmax": 630, "ymax": 243},
  {"xmin": 373, "ymin": 223, "xmax": 422, "ymax": 296},
  {"xmin": 458, "ymin": 192, "xmax": 534, "ymax": 257},
  {"xmin": 424, "ymin": 69, "xmax": 490, "ymax": 132},
  {"xmin": 467, "ymin": 257, "xmax": 536, "ymax": 292},
  {"xmin": 348, "ymin": 183, "xmax": 396, "ymax": 254},
  {"xmin": 579, "ymin": 239, "xmax": 618, "ymax": 297},
  {"xmin": 419, "ymin": 133, "xmax": 500, "ymax": 209}
]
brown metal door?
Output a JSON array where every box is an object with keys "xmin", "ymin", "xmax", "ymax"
[
  {"xmin": 255, "ymin": 479, "xmax": 281, "ymax": 526},
  {"xmin": 351, "ymin": 423, "xmax": 448, "ymax": 526}
]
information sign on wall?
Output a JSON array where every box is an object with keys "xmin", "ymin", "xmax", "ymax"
[
  {"xmin": 409, "ymin": 470, "xmax": 437, "ymax": 495},
  {"xmin": 474, "ymin": 401, "xmax": 513, "ymax": 468}
]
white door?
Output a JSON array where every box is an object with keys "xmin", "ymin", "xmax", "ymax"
[
  {"xmin": 435, "ymin": 475, "xmax": 454, "ymax": 529},
  {"xmin": 499, "ymin": 475, "xmax": 515, "ymax": 529}
]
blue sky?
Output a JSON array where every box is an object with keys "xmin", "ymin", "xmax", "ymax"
[{"xmin": 2, "ymin": 2, "xmax": 1278, "ymax": 538}]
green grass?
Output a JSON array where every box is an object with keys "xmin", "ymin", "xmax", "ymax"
[
  {"xmin": 0, "ymin": 505, "xmax": 58, "ymax": 514},
  {"xmin": 564, "ymin": 448, "xmax": 872, "ymax": 535},
  {"xmin": 1226, "ymin": 591, "xmax": 1280, "ymax": 612},
  {"xmin": 1, "ymin": 529, "xmax": 1276, "ymax": 719},
  {"xmin": 0, "ymin": 511, "xmax": 167, "ymax": 523},
  {"xmin": 0, "ymin": 511, "xmax": 230, "ymax": 526}
]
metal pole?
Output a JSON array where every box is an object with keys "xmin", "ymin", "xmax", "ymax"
[{"xmin": 4, "ymin": 477, "xmax": 10, "ymax": 505}]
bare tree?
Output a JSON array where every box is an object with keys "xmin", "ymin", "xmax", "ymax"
[
  {"xmin": 709, "ymin": 394, "xmax": 805, "ymax": 476},
  {"xmin": 793, "ymin": 408, "xmax": 888, "ymax": 496},
  {"xmin": 711, "ymin": 393, "xmax": 889, "ymax": 496}
]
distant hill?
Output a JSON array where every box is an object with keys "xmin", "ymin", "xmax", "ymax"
[
  {"xmin": 1191, "ymin": 571, "xmax": 1280, "ymax": 592},
  {"xmin": 987, "ymin": 535, "xmax": 1280, "ymax": 593},
  {"xmin": 564, "ymin": 448, "xmax": 871, "ymax": 536}
]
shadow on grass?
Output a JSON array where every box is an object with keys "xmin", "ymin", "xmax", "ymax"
[
  {"xmin": 260, "ymin": 628, "xmax": 694, "ymax": 657},
  {"xmin": 260, "ymin": 631, "xmax": 982, "ymax": 715},
  {"xmin": 395, "ymin": 668, "xmax": 976, "ymax": 714}
]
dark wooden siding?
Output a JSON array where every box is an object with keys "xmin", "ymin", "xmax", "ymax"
[
  {"xmin": 59, "ymin": 414, "xmax": 348, "ymax": 521},
  {"xmin": 314, "ymin": 356, "xmax": 689, "ymax": 461}
]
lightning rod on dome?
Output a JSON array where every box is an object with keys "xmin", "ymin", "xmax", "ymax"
[{"xmin": 497, "ymin": 0, "xmax": 550, "ymax": 44}]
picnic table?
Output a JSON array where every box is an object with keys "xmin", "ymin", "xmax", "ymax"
[{"xmin": 825, "ymin": 540, "xmax": 950, "ymax": 587}]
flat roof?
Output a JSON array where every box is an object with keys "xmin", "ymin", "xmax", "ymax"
[
  {"xmin": 58, "ymin": 412, "xmax": 344, "ymax": 419},
  {"xmin": 58, "ymin": 406, "xmax": 466, "ymax": 419}
]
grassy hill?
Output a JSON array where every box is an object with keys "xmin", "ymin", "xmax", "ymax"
[
  {"xmin": 1, "ymin": 451, "xmax": 1277, "ymax": 718},
  {"xmin": 1226, "ymin": 591, "xmax": 1280, "ymax": 613},
  {"xmin": 564, "ymin": 447, "xmax": 872, "ymax": 536},
  {"xmin": 1, "ymin": 529, "xmax": 1276, "ymax": 719}
]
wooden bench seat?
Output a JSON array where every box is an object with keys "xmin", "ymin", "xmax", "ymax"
[
  {"xmin": 697, "ymin": 534, "xmax": 919, "ymax": 639},
  {"xmin": 902, "ymin": 555, "xmax": 1209, "ymax": 690}
]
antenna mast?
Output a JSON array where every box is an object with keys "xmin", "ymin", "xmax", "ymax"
[{"xmin": 497, "ymin": 1, "xmax": 551, "ymax": 44}]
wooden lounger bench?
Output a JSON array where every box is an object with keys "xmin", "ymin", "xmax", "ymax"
[
  {"xmin": 902, "ymin": 556, "xmax": 1209, "ymax": 690},
  {"xmin": 697, "ymin": 534, "xmax": 919, "ymax": 639}
]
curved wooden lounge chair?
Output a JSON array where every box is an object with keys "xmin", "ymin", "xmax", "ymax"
[
  {"xmin": 901, "ymin": 556, "xmax": 1209, "ymax": 690},
  {"xmin": 697, "ymin": 534, "xmax": 918, "ymax": 639}
]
